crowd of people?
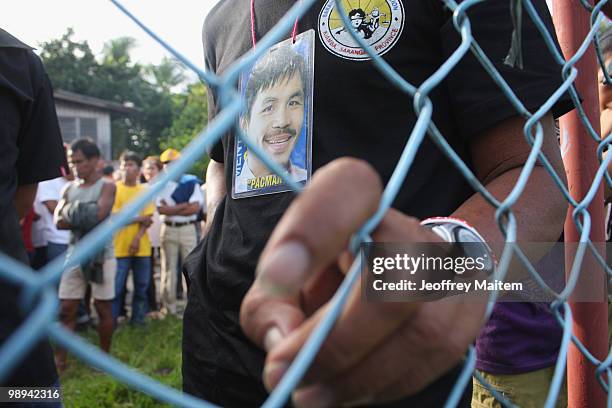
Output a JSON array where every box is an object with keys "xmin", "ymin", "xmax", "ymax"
[
  {"xmin": 20, "ymin": 138, "xmax": 206, "ymax": 371},
  {"xmin": 3, "ymin": 3, "xmax": 612, "ymax": 407}
]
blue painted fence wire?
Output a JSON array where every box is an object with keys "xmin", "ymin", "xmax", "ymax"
[{"xmin": 0, "ymin": 0, "xmax": 611, "ymax": 407}]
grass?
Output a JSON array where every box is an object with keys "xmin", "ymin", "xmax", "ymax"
[{"xmin": 59, "ymin": 316, "xmax": 183, "ymax": 408}]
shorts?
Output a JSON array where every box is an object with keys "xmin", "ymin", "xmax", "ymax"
[
  {"xmin": 472, "ymin": 367, "xmax": 567, "ymax": 408},
  {"xmin": 58, "ymin": 258, "xmax": 116, "ymax": 301}
]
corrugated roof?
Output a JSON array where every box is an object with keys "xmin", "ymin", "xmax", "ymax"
[{"xmin": 54, "ymin": 89, "xmax": 138, "ymax": 114}]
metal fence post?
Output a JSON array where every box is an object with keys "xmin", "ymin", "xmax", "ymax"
[{"xmin": 553, "ymin": 2, "xmax": 608, "ymax": 407}]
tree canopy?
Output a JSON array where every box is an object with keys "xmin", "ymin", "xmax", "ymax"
[
  {"xmin": 161, "ymin": 82, "xmax": 209, "ymax": 178},
  {"xmin": 40, "ymin": 29, "xmax": 209, "ymax": 178}
]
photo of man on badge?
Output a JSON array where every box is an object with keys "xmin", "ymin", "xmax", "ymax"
[{"xmin": 235, "ymin": 41, "xmax": 310, "ymax": 195}]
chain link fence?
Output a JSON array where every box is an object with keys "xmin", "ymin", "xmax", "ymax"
[{"xmin": 1, "ymin": 0, "xmax": 611, "ymax": 407}]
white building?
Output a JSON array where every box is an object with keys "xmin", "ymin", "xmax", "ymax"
[{"xmin": 54, "ymin": 90, "xmax": 136, "ymax": 160}]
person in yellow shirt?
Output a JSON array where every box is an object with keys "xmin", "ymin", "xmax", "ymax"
[{"xmin": 112, "ymin": 151, "xmax": 154, "ymax": 325}]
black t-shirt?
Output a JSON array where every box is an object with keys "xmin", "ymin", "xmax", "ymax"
[
  {"xmin": 183, "ymin": 2, "xmax": 572, "ymax": 406},
  {"xmin": 0, "ymin": 28, "xmax": 67, "ymax": 387}
]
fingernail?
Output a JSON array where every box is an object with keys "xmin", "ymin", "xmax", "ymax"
[
  {"xmin": 263, "ymin": 326, "xmax": 283, "ymax": 351},
  {"xmin": 293, "ymin": 384, "xmax": 335, "ymax": 408},
  {"xmin": 257, "ymin": 241, "xmax": 310, "ymax": 294},
  {"xmin": 263, "ymin": 360, "xmax": 289, "ymax": 391}
]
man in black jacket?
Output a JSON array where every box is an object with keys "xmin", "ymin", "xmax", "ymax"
[{"xmin": 0, "ymin": 28, "xmax": 67, "ymax": 403}]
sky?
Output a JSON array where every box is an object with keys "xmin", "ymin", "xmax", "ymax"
[
  {"xmin": 3, "ymin": 0, "xmax": 219, "ymax": 72},
  {"xmin": 1, "ymin": 0, "xmax": 561, "ymax": 78}
]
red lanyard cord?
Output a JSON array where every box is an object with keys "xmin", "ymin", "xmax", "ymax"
[{"xmin": 250, "ymin": 0, "xmax": 300, "ymax": 47}]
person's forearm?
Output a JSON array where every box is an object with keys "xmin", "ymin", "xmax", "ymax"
[
  {"xmin": 604, "ymin": 3, "xmax": 612, "ymax": 20},
  {"xmin": 157, "ymin": 206, "xmax": 174, "ymax": 215},
  {"xmin": 175, "ymin": 202, "xmax": 200, "ymax": 216},
  {"xmin": 54, "ymin": 199, "xmax": 72, "ymax": 230},
  {"xmin": 135, "ymin": 223, "xmax": 147, "ymax": 240},
  {"xmin": 133, "ymin": 215, "xmax": 151, "ymax": 224},
  {"xmin": 452, "ymin": 165, "xmax": 567, "ymax": 260},
  {"xmin": 158, "ymin": 203, "xmax": 187, "ymax": 215},
  {"xmin": 205, "ymin": 159, "xmax": 226, "ymax": 232},
  {"xmin": 56, "ymin": 219, "xmax": 73, "ymax": 230},
  {"xmin": 603, "ymin": 150, "xmax": 612, "ymax": 203},
  {"xmin": 44, "ymin": 200, "xmax": 58, "ymax": 215},
  {"xmin": 128, "ymin": 224, "xmax": 148, "ymax": 255},
  {"xmin": 14, "ymin": 184, "xmax": 38, "ymax": 219},
  {"xmin": 96, "ymin": 183, "xmax": 116, "ymax": 222}
]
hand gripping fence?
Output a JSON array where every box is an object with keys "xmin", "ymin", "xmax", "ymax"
[{"xmin": 1, "ymin": 0, "xmax": 611, "ymax": 406}]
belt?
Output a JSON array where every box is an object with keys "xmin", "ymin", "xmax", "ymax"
[{"xmin": 164, "ymin": 220, "xmax": 197, "ymax": 227}]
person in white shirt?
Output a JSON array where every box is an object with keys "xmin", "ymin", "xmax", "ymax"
[
  {"xmin": 142, "ymin": 155, "xmax": 163, "ymax": 314},
  {"xmin": 31, "ymin": 191, "xmax": 48, "ymax": 269},
  {"xmin": 37, "ymin": 175, "xmax": 72, "ymax": 264},
  {"xmin": 157, "ymin": 148, "xmax": 204, "ymax": 315}
]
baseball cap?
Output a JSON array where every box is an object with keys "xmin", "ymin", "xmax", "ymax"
[{"xmin": 160, "ymin": 148, "xmax": 181, "ymax": 163}]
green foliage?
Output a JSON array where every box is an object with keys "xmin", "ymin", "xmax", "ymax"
[
  {"xmin": 147, "ymin": 58, "xmax": 186, "ymax": 93},
  {"xmin": 160, "ymin": 82, "xmax": 210, "ymax": 179},
  {"xmin": 59, "ymin": 317, "xmax": 182, "ymax": 408},
  {"xmin": 40, "ymin": 30, "xmax": 186, "ymax": 161},
  {"xmin": 39, "ymin": 28, "xmax": 98, "ymax": 95}
]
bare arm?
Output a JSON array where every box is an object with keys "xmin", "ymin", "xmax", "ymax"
[
  {"xmin": 453, "ymin": 113, "xmax": 567, "ymax": 255},
  {"xmin": 240, "ymin": 114, "xmax": 567, "ymax": 406},
  {"xmin": 128, "ymin": 222, "xmax": 149, "ymax": 256},
  {"xmin": 55, "ymin": 181, "xmax": 116, "ymax": 227},
  {"xmin": 157, "ymin": 201, "xmax": 200, "ymax": 216},
  {"xmin": 157, "ymin": 201, "xmax": 175, "ymax": 216},
  {"xmin": 604, "ymin": 150, "xmax": 612, "ymax": 203},
  {"xmin": 132, "ymin": 214, "xmax": 153, "ymax": 226},
  {"xmin": 54, "ymin": 186, "xmax": 72, "ymax": 230},
  {"xmin": 604, "ymin": 4, "xmax": 612, "ymax": 20},
  {"xmin": 56, "ymin": 219, "xmax": 71, "ymax": 230},
  {"xmin": 599, "ymin": 69, "xmax": 612, "ymax": 203},
  {"xmin": 112, "ymin": 196, "xmax": 152, "ymax": 225},
  {"xmin": 204, "ymin": 159, "xmax": 226, "ymax": 233},
  {"xmin": 176, "ymin": 202, "xmax": 201, "ymax": 216},
  {"xmin": 97, "ymin": 182, "xmax": 116, "ymax": 222},
  {"xmin": 43, "ymin": 200, "xmax": 58, "ymax": 215},
  {"xmin": 15, "ymin": 184, "xmax": 38, "ymax": 219}
]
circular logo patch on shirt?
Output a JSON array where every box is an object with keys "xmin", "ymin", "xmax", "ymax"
[{"xmin": 318, "ymin": 0, "xmax": 404, "ymax": 61}]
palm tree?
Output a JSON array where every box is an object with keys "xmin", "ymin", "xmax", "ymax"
[
  {"xmin": 147, "ymin": 58, "xmax": 186, "ymax": 93},
  {"xmin": 102, "ymin": 37, "xmax": 137, "ymax": 66}
]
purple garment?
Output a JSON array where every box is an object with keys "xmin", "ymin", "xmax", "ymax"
[
  {"xmin": 476, "ymin": 237, "xmax": 566, "ymax": 375},
  {"xmin": 476, "ymin": 302, "xmax": 563, "ymax": 374}
]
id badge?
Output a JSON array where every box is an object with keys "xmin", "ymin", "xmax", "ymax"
[{"xmin": 232, "ymin": 29, "xmax": 315, "ymax": 199}]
